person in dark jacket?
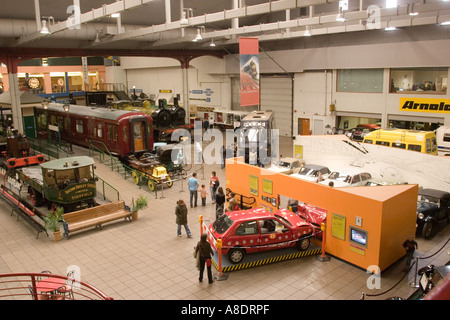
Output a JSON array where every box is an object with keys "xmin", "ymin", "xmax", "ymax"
[
  {"xmin": 215, "ymin": 187, "xmax": 226, "ymax": 219},
  {"xmin": 402, "ymin": 235, "xmax": 418, "ymax": 271},
  {"xmin": 195, "ymin": 233, "xmax": 214, "ymax": 283},
  {"xmin": 175, "ymin": 199, "xmax": 192, "ymax": 238}
]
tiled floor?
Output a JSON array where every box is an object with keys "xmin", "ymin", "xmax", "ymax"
[{"xmin": 0, "ymin": 137, "xmax": 449, "ymax": 300}]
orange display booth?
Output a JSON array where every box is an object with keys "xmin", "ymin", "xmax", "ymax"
[{"xmin": 225, "ymin": 157, "xmax": 418, "ymax": 272}]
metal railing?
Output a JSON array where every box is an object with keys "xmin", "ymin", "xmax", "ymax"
[
  {"xmin": 27, "ymin": 137, "xmax": 71, "ymax": 159},
  {"xmin": 0, "ymin": 272, "xmax": 113, "ymax": 300}
]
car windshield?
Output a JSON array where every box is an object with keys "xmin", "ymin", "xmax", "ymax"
[
  {"xmin": 329, "ymin": 172, "xmax": 346, "ymax": 180},
  {"xmin": 212, "ymin": 214, "xmax": 234, "ymax": 234},
  {"xmin": 277, "ymin": 161, "xmax": 290, "ymax": 168},
  {"xmin": 274, "ymin": 215, "xmax": 292, "ymax": 227},
  {"xmin": 298, "ymin": 167, "xmax": 313, "ymax": 175},
  {"xmin": 417, "ymin": 195, "xmax": 440, "ymax": 207}
]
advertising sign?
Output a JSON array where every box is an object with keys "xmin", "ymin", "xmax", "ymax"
[
  {"xmin": 399, "ymin": 97, "xmax": 450, "ymax": 114},
  {"xmin": 239, "ymin": 37, "xmax": 260, "ymax": 107}
]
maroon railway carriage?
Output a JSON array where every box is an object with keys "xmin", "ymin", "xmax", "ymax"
[{"xmin": 35, "ymin": 103, "xmax": 154, "ymax": 161}]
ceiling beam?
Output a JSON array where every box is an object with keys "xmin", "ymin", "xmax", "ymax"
[
  {"xmin": 13, "ymin": 0, "xmax": 157, "ymax": 46},
  {"xmin": 91, "ymin": 0, "xmax": 340, "ymax": 46}
]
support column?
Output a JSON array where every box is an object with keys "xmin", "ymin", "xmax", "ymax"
[
  {"xmin": 179, "ymin": 56, "xmax": 191, "ymax": 125},
  {"xmin": 5, "ymin": 56, "xmax": 23, "ymax": 134}
]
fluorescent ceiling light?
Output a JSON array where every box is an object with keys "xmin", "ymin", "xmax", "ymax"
[
  {"xmin": 180, "ymin": 11, "xmax": 188, "ymax": 26},
  {"xmin": 409, "ymin": 12, "xmax": 418, "ymax": 16},
  {"xmin": 336, "ymin": 7, "xmax": 346, "ymax": 22},
  {"xmin": 40, "ymin": 20, "xmax": 49, "ymax": 34},
  {"xmin": 336, "ymin": 13, "xmax": 345, "ymax": 22},
  {"xmin": 385, "ymin": 26, "xmax": 397, "ymax": 31},
  {"xmin": 111, "ymin": 13, "xmax": 120, "ymax": 18},
  {"xmin": 304, "ymin": 26, "xmax": 311, "ymax": 37},
  {"xmin": 440, "ymin": 21, "xmax": 450, "ymax": 26},
  {"xmin": 386, "ymin": 0, "xmax": 397, "ymax": 8},
  {"xmin": 192, "ymin": 28, "xmax": 203, "ymax": 42}
]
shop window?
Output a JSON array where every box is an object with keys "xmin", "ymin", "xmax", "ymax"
[
  {"xmin": 337, "ymin": 69, "xmax": 384, "ymax": 93},
  {"xmin": 76, "ymin": 120, "xmax": 84, "ymax": 133},
  {"xmin": 390, "ymin": 67, "xmax": 448, "ymax": 94}
]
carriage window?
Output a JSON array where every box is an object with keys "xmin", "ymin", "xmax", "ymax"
[
  {"xmin": 376, "ymin": 141, "xmax": 390, "ymax": 146},
  {"xmin": 134, "ymin": 122, "xmax": 142, "ymax": 139},
  {"xmin": 96, "ymin": 123, "xmax": 103, "ymax": 138},
  {"xmin": 64, "ymin": 117, "xmax": 70, "ymax": 131},
  {"xmin": 431, "ymin": 137, "xmax": 437, "ymax": 152},
  {"xmin": 122, "ymin": 126, "xmax": 128, "ymax": 142},
  {"xmin": 408, "ymin": 144, "xmax": 421, "ymax": 152},
  {"xmin": 107, "ymin": 124, "xmax": 117, "ymax": 141},
  {"xmin": 426, "ymin": 138, "xmax": 431, "ymax": 154},
  {"xmin": 76, "ymin": 120, "xmax": 83, "ymax": 133},
  {"xmin": 392, "ymin": 142, "xmax": 406, "ymax": 149}
]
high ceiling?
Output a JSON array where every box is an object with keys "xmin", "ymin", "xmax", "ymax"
[{"xmin": 0, "ymin": 0, "xmax": 450, "ymax": 55}]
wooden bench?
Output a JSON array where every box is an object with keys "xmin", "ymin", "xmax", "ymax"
[{"xmin": 61, "ymin": 201, "xmax": 132, "ymax": 239}]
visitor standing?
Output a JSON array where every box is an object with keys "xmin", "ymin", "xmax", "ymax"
[
  {"xmin": 215, "ymin": 187, "xmax": 226, "ymax": 219},
  {"xmin": 188, "ymin": 172, "xmax": 199, "ymax": 208},
  {"xmin": 402, "ymin": 235, "xmax": 418, "ymax": 271},
  {"xmin": 226, "ymin": 192, "xmax": 239, "ymax": 212},
  {"xmin": 209, "ymin": 171, "xmax": 220, "ymax": 204},
  {"xmin": 200, "ymin": 184, "xmax": 208, "ymax": 206},
  {"xmin": 175, "ymin": 199, "xmax": 192, "ymax": 238},
  {"xmin": 195, "ymin": 233, "xmax": 214, "ymax": 284}
]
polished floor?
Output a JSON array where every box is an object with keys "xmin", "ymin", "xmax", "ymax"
[{"xmin": 0, "ymin": 137, "xmax": 449, "ymax": 301}]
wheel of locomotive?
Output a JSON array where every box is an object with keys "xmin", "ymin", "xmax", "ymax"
[
  {"xmin": 166, "ymin": 176, "xmax": 173, "ymax": 188},
  {"xmin": 29, "ymin": 188, "xmax": 43, "ymax": 207},
  {"xmin": 148, "ymin": 179, "xmax": 156, "ymax": 191},
  {"xmin": 131, "ymin": 171, "xmax": 140, "ymax": 185}
]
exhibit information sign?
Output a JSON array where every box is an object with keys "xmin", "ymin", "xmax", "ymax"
[
  {"xmin": 262, "ymin": 179, "xmax": 273, "ymax": 195},
  {"xmin": 331, "ymin": 213, "xmax": 346, "ymax": 240},
  {"xmin": 249, "ymin": 175, "xmax": 258, "ymax": 196}
]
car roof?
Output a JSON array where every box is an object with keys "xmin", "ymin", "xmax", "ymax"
[
  {"xmin": 303, "ymin": 164, "xmax": 328, "ymax": 170},
  {"xmin": 331, "ymin": 167, "xmax": 368, "ymax": 175},
  {"xmin": 227, "ymin": 208, "xmax": 276, "ymax": 221},
  {"xmin": 419, "ymin": 188, "xmax": 450, "ymax": 199},
  {"xmin": 40, "ymin": 156, "xmax": 94, "ymax": 170}
]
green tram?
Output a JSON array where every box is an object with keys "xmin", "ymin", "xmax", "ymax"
[{"xmin": 15, "ymin": 156, "xmax": 97, "ymax": 212}]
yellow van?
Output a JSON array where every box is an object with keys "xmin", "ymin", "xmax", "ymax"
[{"xmin": 362, "ymin": 129, "xmax": 438, "ymax": 155}]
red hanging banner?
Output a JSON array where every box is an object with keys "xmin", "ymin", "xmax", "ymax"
[{"xmin": 239, "ymin": 37, "xmax": 260, "ymax": 107}]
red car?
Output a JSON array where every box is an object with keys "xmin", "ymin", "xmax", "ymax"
[
  {"xmin": 296, "ymin": 204, "xmax": 327, "ymax": 240},
  {"xmin": 208, "ymin": 208, "xmax": 314, "ymax": 264}
]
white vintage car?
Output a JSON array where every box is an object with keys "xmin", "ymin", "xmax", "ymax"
[
  {"xmin": 319, "ymin": 167, "xmax": 372, "ymax": 187},
  {"xmin": 290, "ymin": 164, "xmax": 331, "ymax": 182},
  {"xmin": 266, "ymin": 157, "xmax": 305, "ymax": 175}
]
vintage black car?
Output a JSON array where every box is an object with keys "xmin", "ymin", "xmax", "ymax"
[{"xmin": 416, "ymin": 188, "xmax": 450, "ymax": 239}]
